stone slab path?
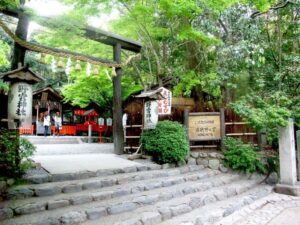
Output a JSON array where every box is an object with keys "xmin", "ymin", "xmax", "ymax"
[{"xmin": 32, "ymin": 153, "xmax": 141, "ymax": 174}]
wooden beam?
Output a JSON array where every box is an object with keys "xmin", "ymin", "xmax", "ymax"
[{"xmin": 113, "ymin": 42, "xmax": 124, "ymax": 155}]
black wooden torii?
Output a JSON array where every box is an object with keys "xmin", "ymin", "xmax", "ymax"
[{"xmin": 1, "ymin": 8, "xmax": 142, "ymax": 155}]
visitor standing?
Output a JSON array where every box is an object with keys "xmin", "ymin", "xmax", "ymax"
[
  {"xmin": 43, "ymin": 111, "xmax": 50, "ymax": 137},
  {"xmin": 43, "ymin": 103, "xmax": 51, "ymax": 137},
  {"xmin": 54, "ymin": 112, "xmax": 62, "ymax": 136}
]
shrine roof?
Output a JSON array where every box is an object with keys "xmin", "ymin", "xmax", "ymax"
[{"xmin": 0, "ymin": 66, "xmax": 44, "ymax": 84}]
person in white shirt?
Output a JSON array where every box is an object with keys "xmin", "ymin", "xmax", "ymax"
[
  {"xmin": 43, "ymin": 111, "xmax": 51, "ymax": 137},
  {"xmin": 54, "ymin": 112, "xmax": 62, "ymax": 136}
]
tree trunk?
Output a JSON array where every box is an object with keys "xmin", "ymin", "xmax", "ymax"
[{"xmin": 11, "ymin": 11, "xmax": 29, "ymax": 70}]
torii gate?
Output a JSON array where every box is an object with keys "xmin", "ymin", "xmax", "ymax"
[{"xmin": 0, "ymin": 7, "xmax": 142, "ymax": 155}]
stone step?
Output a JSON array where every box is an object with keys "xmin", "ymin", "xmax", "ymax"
[
  {"xmin": 24, "ymin": 137, "xmax": 81, "ymax": 145},
  {"xmin": 1, "ymin": 172, "xmax": 240, "ymax": 225},
  {"xmin": 7, "ymin": 165, "xmax": 203, "ymax": 200},
  {"xmin": 216, "ymin": 192, "xmax": 300, "ymax": 225},
  {"xmin": 157, "ymin": 185, "xmax": 273, "ymax": 225},
  {"xmin": 3, "ymin": 169, "xmax": 218, "ymax": 218},
  {"xmin": 24, "ymin": 162, "xmax": 162, "ymax": 185},
  {"xmin": 82, "ymin": 176, "xmax": 260, "ymax": 225}
]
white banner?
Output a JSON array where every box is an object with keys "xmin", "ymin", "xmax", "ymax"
[
  {"xmin": 158, "ymin": 87, "xmax": 172, "ymax": 115},
  {"xmin": 144, "ymin": 101, "xmax": 158, "ymax": 129}
]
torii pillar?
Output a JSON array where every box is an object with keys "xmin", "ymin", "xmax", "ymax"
[{"xmin": 113, "ymin": 43, "xmax": 124, "ymax": 155}]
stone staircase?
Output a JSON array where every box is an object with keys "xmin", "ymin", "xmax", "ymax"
[
  {"xmin": 23, "ymin": 136, "xmax": 82, "ymax": 145},
  {"xmin": 0, "ymin": 165, "xmax": 278, "ymax": 225}
]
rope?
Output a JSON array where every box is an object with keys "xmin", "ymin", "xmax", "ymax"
[{"xmin": 0, "ymin": 19, "xmax": 141, "ymax": 68}]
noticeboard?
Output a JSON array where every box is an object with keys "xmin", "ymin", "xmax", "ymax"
[{"xmin": 188, "ymin": 112, "xmax": 221, "ymax": 141}]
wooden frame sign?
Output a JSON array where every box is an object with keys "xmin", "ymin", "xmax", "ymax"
[{"xmin": 188, "ymin": 112, "xmax": 221, "ymax": 141}]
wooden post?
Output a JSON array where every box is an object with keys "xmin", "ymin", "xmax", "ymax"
[
  {"xmin": 113, "ymin": 43, "xmax": 124, "ymax": 154},
  {"xmin": 220, "ymin": 108, "xmax": 225, "ymax": 150},
  {"xmin": 296, "ymin": 130, "xmax": 300, "ymax": 181},
  {"xmin": 11, "ymin": 11, "xmax": 29, "ymax": 70},
  {"xmin": 184, "ymin": 108, "xmax": 190, "ymax": 153}
]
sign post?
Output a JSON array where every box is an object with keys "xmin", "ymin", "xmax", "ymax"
[
  {"xmin": 144, "ymin": 101, "xmax": 158, "ymax": 130},
  {"xmin": 188, "ymin": 112, "xmax": 221, "ymax": 141}
]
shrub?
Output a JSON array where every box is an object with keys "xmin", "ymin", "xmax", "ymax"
[
  {"xmin": 222, "ymin": 137, "xmax": 266, "ymax": 174},
  {"xmin": 140, "ymin": 120, "xmax": 189, "ymax": 164},
  {"xmin": 0, "ymin": 129, "xmax": 36, "ymax": 178}
]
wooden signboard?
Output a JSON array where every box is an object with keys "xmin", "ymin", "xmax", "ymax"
[{"xmin": 188, "ymin": 112, "xmax": 222, "ymax": 141}]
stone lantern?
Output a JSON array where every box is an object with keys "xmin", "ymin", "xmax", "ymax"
[{"xmin": 0, "ymin": 65, "xmax": 44, "ymax": 129}]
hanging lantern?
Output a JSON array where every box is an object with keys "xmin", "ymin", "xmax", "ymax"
[
  {"xmin": 75, "ymin": 60, "xmax": 81, "ymax": 71},
  {"xmin": 86, "ymin": 63, "xmax": 91, "ymax": 76},
  {"xmin": 57, "ymin": 57, "xmax": 65, "ymax": 68},
  {"xmin": 39, "ymin": 53, "xmax": 46, "ymax": 64},
  {"xmin": 93, "ymin": 65, "xmax": 99, "ymax": 75},
  {"xmin": 111, "ymin": 67, "xmax": 117, "ymax": 77}
]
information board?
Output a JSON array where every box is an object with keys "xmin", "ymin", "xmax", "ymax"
[{"xmin": 188, "ymin": 113, "xmax": 221, "ymax": 141}]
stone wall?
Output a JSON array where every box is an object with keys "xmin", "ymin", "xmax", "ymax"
[{"xmin": 187, "ymin": 151, "xmax": 228, "ymax": 172}]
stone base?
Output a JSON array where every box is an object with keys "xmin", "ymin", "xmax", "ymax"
[{"xmin": 275, "ymin": 183, "xmax": 300, "ymax": 196}]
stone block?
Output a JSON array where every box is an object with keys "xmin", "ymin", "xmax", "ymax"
[
  {"xmin": 141, "ymin": 212, "xmax": 162, "ymax": 225},
  {"xmin": 133, "ymin": 194, "xmax": 159, "ymax": 205},
  {"xmin": 74, "ymin": 171, "xmax": 96, "ymax": 180},
  {"xmin": 35, "ymin": 186, "xmax": 61, "ymax": 197},
  {"xmin": 6, "ymin": 179, "xmax": 15, "ymax": 186},
  {"xmin": 266, "ymin": 172, "xmax": 279, "ymax": 185},
  {"xmin": 8, "ymin": 187, "xmax": 34, "ymax": 199},
  {"xmin": 82, "ymin": 181, "xmax": 102, "ymax": 190},
  {"xmin": 70, "ymin": 195, "xmax": 93, "ymax": 205},
  {"xmin": 101, "ymin": 178, "xmax": 117, "ymax": 187},
  {"xmin": 123, "ymin": 166, "xmax": 137, "ymax": 173},
  {"xmin": 178, "ymin": 166, "xmax": 190, "ymax": 174},
  {"xmin": 199, "ymin": 152, "xmax": 208, "ymax": 158},
  {"xmin": 136, "ymin": 165, "xmax": 148, "ymax": 171},
  {"xmin": 47, "ymin": 199, "xmax": 70, "ymax": 210},
  {"xmin": 275, "ymin": 183, "xmax": 300, "ymax": 196},
  {"xmin": 62, "ymin": 184, "xmax": 82, "ymax": 193},
  {"xmin": 166, "ymin": 170, "xmax": 181, "ymax": 176},
  {"xmin": 208, "ymin": 152, "xmax": 218, "ymax": 158},
  {"xmin": 216, "ymin": 153, "xmax": 224, "ymax": 159},
  {"xmin": 0, "ymin": 208, "xmax": 13, "ymax": 220},
  {"xmin": 208, "ymin": 159, "xmax": 220, "ymax": 170},
  {"xmin": 219, "ymin": 164, "xmax": 228, "ymax": 173},
  {"xmin": 187, "ymin": 158, "xmax": 196, "ymax": 165},
  {"xmin": 159, "ymin": 192, "xmax": 173, "ymax": 201},
  {"xmin": 114, "ymin": 218, "xmax": 142, "ymax": 225},
  {"xmin": 85, "ymin": 207, "xmax": 107, "ymax": 220},
  {"xmin": 196, "ymin": 158, "xmax": 208, "ymax": 167},
  {"xmin": 27, "ymin": 174, "xmax": 50, "ymax": 184},
  {"xmin": 15, "ymin": 202, "xmax": 46, "ymax": 215},
  {"xmin": 33, "ymin": 217, "xmax": 60, "ymax": 225},
  {"xmin": 177, "ymin": 160, "xmax": 187, "ymax": 167},
  {"xmin": 183, "ymin": 186, "xmax": 196, "ymax": 195},
  {"xmin": 147, "ymin": 164, "xmax": 161, "ymax": 170},
  {"xmin": 96, "ymin": 169, "xmax": 115, "ymax": 176},
  {"xmin": 158, "ymin": 207, "xmax": 172, "ymax": 220},
  {"xmin": 117, "ymin": 176, "xmax": 134, "ymax": 185},
  {"xmin": 107, "ymin": 202, "xmax": 138, "ymax": 215},
  {"xmin": 92, "ymin": 191, "xmax": 113, "ymax": 201},
  {"xmin": 162, "ymin": 163, "xmax": 173, "ymax": 169},
  {"xmin": 213, "ymin": 190, "xmax": 227, "ymax": 201},
  {"xmin": 131, "ymin": 185, "xmax": 145, "ymax": 193},
  {"xmin": 170, "ymin": 204, "xmax": 192, "ymax": 216},
  {"xmin": 171, "ymin": 189, "xmax": 184, "ymax": 198},
  {"xmin": 144, "ymin": 182, "xmax": 161, "ymax": 191},
  {"xmin": 162, "ymin": 179, "xmax": 173, "ymax": 187},
  {"xmin": 190, "ymin": 152, "xmax": 199, "ymax": 158},
  {"xmin": 185, "ymin": 174, "xmax": 198, "ymax": 181},
  {"xmin": 60, "ymin": 211, "xmax": 87, "ymax": 225},
  {"xmin": 112, "ymin": 189, "xmax": 129, "ymax": 197},
  {"xmin": 52, "ymin": 173, "xmax": 75, "ymax": 182}
]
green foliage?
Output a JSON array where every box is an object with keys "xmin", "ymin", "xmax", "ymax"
[
  {"xmin": 0, "ymin": 40, "xmax": 10, "ymax": 67},
  {"xmin": 0, "ymin": 129, "xmax": 36, "ymax": 178},
  {"xmin": 223, "ymin": 137, "xmax": 266, "ymax": 174},
  {"xmin": 0, "ymin": 80, "xmax": 9, "ymax": 92},
  {"xmin": 140, "ymin": 121, "xmax": 189, "ymax": 164}
]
